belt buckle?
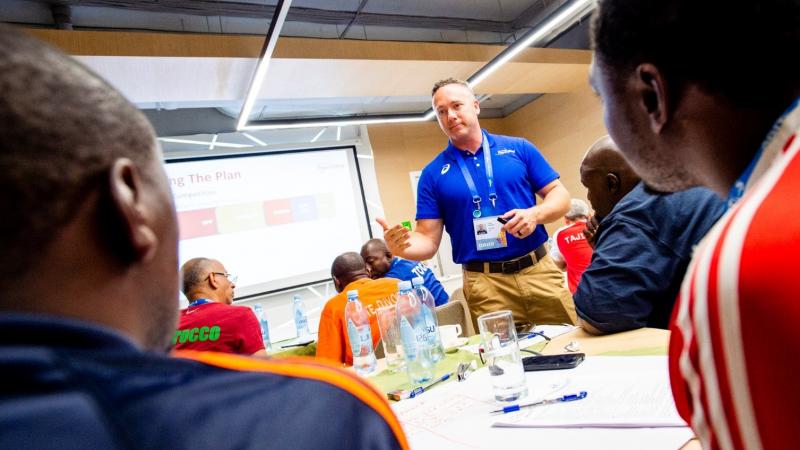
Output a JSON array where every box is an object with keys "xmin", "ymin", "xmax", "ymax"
[{"xmin": 501, "ymin": 259, "xmax": 519, "ymax": 274}]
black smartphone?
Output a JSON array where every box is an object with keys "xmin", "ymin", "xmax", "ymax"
[
  {"xmin": 497, "ymin": 217, "xmax": 508, "ymax": 224},
  {"xmin": 522, "ymin": 353, "xmax": 585, "ymax": 371}
]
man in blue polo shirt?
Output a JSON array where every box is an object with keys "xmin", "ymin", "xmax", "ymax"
[
  {"xmin": 361, "ymin": 238, "xmax": 449, "ymax": 306},
  {"xmin": 377, "ymin": 78, "xmax": 575, "ymax": 331}
]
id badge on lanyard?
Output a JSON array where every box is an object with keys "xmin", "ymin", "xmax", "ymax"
[{"xmin": 455, "ymin": 133, "xmax": 507, "ymax": 251}]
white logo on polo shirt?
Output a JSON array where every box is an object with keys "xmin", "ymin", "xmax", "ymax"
[
  {"xmin": 497, "ymin": 149, "xmax": 515, "ymax": 155},
  {"xmin": 441, "ymin": 164, "xmax": 451, "ymax": 175}
]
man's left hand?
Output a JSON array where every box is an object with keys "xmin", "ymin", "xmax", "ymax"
[{"xmin": 501, "ymin": 208, "xmax": 539, "ymax": 239}]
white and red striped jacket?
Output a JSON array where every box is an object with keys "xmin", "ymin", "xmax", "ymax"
[{"xmin": 670, "ymin": 99, "xmax": 800, "ymax": 450}]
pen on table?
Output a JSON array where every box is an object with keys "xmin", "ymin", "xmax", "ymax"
[
  {"xmin": 490, "ymin": 391, "xmax": 588, "ymax": 415},
  {"xmin": 388, "ymin": 373, "xmax": 453, "ymax": 401},
  {"xmin": 410, "ymin": 373, "xmax": 452, "ymax": 398}
]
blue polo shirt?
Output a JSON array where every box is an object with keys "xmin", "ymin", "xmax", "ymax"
[
  {"xmin": 416, "ymin": 130, "xmax": 559, "ymax": 264},
  {"xmin": 574, "ymin": 183, "xmax": 725, "ymax": 332},
  {"xmin": 384, "ymin": 257, "xmax": 449, "ymax": 306}
]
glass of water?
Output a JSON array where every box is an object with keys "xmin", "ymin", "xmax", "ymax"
[
  {"xmin": 376, "ymin": 305, "xmax": 405, "ymax": 372},
  {"xmin": 478, "ymin": 310, "xmax": 528, "ymax": 402}
]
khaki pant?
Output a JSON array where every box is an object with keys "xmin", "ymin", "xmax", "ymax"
[{"xmin": 462, "ymin": 254, "xmax": 576, "ymax": 332}]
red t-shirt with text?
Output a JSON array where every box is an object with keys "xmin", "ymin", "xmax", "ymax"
[
  {"xmin": 550, "ymin": 221, "xmax": 593, "ymax": 293},
  {"xmin": 173, "ymin": 302, "xmax": 265, "ymax": 355}
]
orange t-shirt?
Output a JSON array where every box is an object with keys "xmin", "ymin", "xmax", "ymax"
[{"xmin": 316, "ymin": 277, "xmax": 399, "ymax": 365}]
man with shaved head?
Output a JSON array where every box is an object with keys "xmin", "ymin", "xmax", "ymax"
[
  {"xmin": 317, "ymin": 252, "xmax": 399, "ymax": 365},
  {"xmin": 574, "ymin": 136, "xmax": 724, "ymax": 334},
  {"xmin": 361, "ymin": 238, "xmax": 448, "ymax": 306},
  {"xmin": 378, "ymin": 78, "xmax": 576, "ymax": 331},
  {"xmin": 0, "ymin": 26, "xmax": 406, "ymax": 449},
  {"xmin": 174, "ymin": 258, "xmax": 267, "ymax": 357}
]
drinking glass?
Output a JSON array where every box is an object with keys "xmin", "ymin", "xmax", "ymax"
[
  {"xmin": 477, "ymin": 310, "xmax": 528, "ymax": 402},
  {"xmin": 376, "ymin": 305, "xmax": 405, "ymax": 372}
]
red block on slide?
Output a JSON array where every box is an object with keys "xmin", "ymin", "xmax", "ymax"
[{"xmin": 178, "ymin": 208, "xmax": 218, "ymax": 239}]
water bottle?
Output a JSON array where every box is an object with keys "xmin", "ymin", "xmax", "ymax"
[
  {"xmin": 293, "ymin": 294, "xmax": 310, "ymax": 338},
  {"xmin": 412, "ymin": 276, "xmax": 445, "ymax": 362},
  {"xmin": 396, "ymin": 280, "xmax": 434, "ymax": 385},
  {"xmin": 344, "ymin": 290, "xmax": 377, "ymax": 375},
  {"xmin": 253, "ymin": 304, "xmax": 272, "ymax": 351}
]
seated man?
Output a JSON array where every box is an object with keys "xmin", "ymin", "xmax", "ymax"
[
  {"xmin": 0, "ymin": 26, "xmax": 405, "ymax": 450},
  {"xmin": 361, "ymin": 238, "xmax": 448, "ymax": 306},
  {"xmin": 174, "ymin": 258, "xmax": 267, "ymax": 357},
  {"xmin": 549, "ymin": 199, "xmax": 593, "ymax": 294},
  {"xmin": 575, "ymin": 136, "xmax": 724, "ymax": 333},
  {"xmin": 317, "ymin": 252, "xmax": 399, "ymax": 365}
]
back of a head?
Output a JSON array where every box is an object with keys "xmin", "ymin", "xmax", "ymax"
[
  {"xmin": 0, "ymin": 25, "xmax": 160, "ymax": 295},
  {"xmin": 582, "ymin": 136, "xmax": 640, "ymax": 184},
  {"xmin": 181, "ymin": 258, "xmax": 213, "ymax": 297},
  {"xmin": 592, "ymin": 0, "xmax": 800, "ymax": 110},
  {"xmin": 565, "ymin": 199, "xmax": 590, "ymax": 221},
  {"xmin": 331, "ymin": 252, "xmax": 368, "ymax": 283}
]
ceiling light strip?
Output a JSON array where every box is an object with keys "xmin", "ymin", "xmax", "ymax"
[
  {"xmin": 235, "ymin": 0, "xmax": 293, "ymax": 130},
  {"xmin": 468, "ymin": 0, "xmax": 595, "ymax": 88},
  {"xmin": 242, "ymin": 113, "xmax": 430, "ymax": 131},
  {"xmin": 237, "ymin": 0, "xmax": 594, "ymax": 130},
  {"xmin": 242, "ymin": 132, "xmax": 267, "ymax": 146},
  {"xmin": 158, "ymin": 138, "xmax": 253, "ymax": 148}
]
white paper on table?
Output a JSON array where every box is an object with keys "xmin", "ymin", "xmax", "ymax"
[
  {"xmin": 461, "ymin": 323, "xmax": 575, "ymax": 355},
  {"xmin": 493, "ymin": 356, "xmax": 687, "ymax": 428},
  {"xmin": 391, "ymin": 355, "xmax": 692, "ymax": 450}
]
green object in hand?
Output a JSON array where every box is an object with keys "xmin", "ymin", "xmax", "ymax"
[{"xmin": 401, "ymin": 221, "xmax": 412, "ymax": 231}]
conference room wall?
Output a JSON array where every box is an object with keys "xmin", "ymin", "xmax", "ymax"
[{"xmin": 500, "ymin": 86, "xmax": 608, "ymax": 233}]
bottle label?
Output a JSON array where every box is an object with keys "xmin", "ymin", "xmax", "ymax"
[
  {"xmin": 422, "ymin": 305, "xmax": 438, "ymax": 342},
  {"xmin": 295, "ymin": 309, "xmax": 308, "ymax": 333},
  {"xmin": 346, "ymin": 319, "xmax": 372, "ymax": 355},
  {"xmin": 399, "ymin": 316, "xmax": 418, "ymax": 360}
]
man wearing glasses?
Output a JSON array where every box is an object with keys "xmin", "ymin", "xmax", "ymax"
[{"xmin": 174, "ymin": 258, "xmax": 268, "ymax": 357}]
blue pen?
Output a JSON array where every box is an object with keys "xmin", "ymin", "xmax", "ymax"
[
  {"xmin": 490, "ymin": 391, "xmax": 588, "ymax": 415},
  {"xmin": 409, "ymin": 373, "xmax": 452, "ymax": 398}
]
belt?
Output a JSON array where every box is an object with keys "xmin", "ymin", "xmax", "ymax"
[{"xmin": 463, "ymin": 244, "xmax": 548, "ymax": 274}]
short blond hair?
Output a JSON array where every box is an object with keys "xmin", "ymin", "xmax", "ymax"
[{"xmin": 431, "ymin": 78, "xmax": 473, "ymax": 97}]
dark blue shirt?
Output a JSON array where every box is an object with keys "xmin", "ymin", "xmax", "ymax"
[
  {"xmin": 384, "ymin": 257, "xmax": 449, "ymax": 306},
  {"xmin": 0, "ymin": 314, "xmax": 403, "ymax": 450},
  {"xmin": 574, "ymin": 183, "xmax": 725, "ymax": 333},
  {"xmin": 416, "ymin": 130, "xmax": 559, "ymax": 263}
]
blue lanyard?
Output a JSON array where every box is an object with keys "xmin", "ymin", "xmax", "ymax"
[
  {"xmin": 728, "ymin": 95, "xmax": 800, "ymax": 208},
  {"xmin": 454, "ymin": 132, "xmax": 496, "ymax": 218},
  {"xmin": 189, "ymin": 298, "xmax": 212, "ymax": 307}
]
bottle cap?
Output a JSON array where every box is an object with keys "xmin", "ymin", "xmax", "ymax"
[
  {"xmin": 398, "ymin": 280, "xmax": 412, "ymax": 291},
  {"xmin": 411, "ymin": 276, "xmax": 424, "ymax": 287},
  {"xmin": 347, "ymin": 290, "xmax": 359, "ymax": 301}
]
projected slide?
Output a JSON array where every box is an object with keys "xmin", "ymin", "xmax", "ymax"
[{"xmin": 165, "ymin": 147, "xmax": 370, "ymax": 297}]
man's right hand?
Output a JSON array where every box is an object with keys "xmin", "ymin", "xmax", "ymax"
[
  {"xmin": 376, "ymin": 217, "xmax": 411, "ymax": 254},
  {"xmin": 583, "ymin": 216, "xmax": 600, "ymax": 249}
]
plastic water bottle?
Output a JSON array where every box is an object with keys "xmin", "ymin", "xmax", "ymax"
[
  {"xmin": 253, "ymin": 304, "xmax": 272, "ymax": 351},
  {"xmin": 396, "ymin": 280, "xmax": 434, "ymax": 385},
  {"xmin": 293, "ymin": 294, "xmax": 310, "ymax": 338},
  {"xmin": 344, "ymin": 290, "xmax": 377, "ymax": 375},
  {"xmin": 412, "ymin": 276, "xmax": 445, "ymax": 362}
]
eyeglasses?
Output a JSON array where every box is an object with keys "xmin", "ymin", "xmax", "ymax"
[{"xmin": 209, "ymin": 272, "xmax": 238, "ymax": 284}]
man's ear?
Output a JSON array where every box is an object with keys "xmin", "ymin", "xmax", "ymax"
[
  {"xmin": 474, "ymin": 98, "xmax": 481, "ymax": 115},
  {"xmin": 333, "ymin": 276, "xmax": 342, "ymax": 293},
  {"xmin": 606, "ymin": 173, "xmax": 621, "ymax": 194},
  {"xmin": 634, "ymin": 63, "xmax": 670, "ymax": 134},
  {"xmin": 207, "ymin": 272, "xmax": 220, "ymax": 289},
  {"xmin": 106, "ymin": 158, "xmax": 159, "ymax": 264}
]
